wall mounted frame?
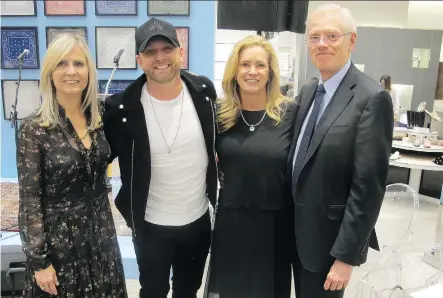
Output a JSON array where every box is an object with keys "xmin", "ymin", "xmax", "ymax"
[
  {"xmin": 148, "ymin": 0, "xmax": 190, "ymax": 16},
  {"xmin": 176, "ymin": 27, "xmax": 189, "ymax": 70},
  {"xmin": 0, "ymin": 0, "xmax": 36, "ymax": 17},
  {"xmin": 95, "ymin": 26, "xmax": 137, "ymax": 69},
  {"xmin": 46, "ymin": 27, "xmax": 87, "ymax": 47},
  {"xmin": 98, "ymin": 80, "xmax": 133, "ymax": 95},
  {"xmin": 412, "ymin": 48, "xmax": 431, "ymax": 69},
  {"xmin": 95, "ymin": 0, "xmax": 137, "ymax": 16},
  {"xmin": 1, "ymin": 80, "xmax": 41, "ymax": 120},
  {"xmin": 1, "ymin": 27, "xmax": 39, "ymax": 69},
  {"xmin": 44, "ymin": 0, "xmax": 86, "ymax": 16}
]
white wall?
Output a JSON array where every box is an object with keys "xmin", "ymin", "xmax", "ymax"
[
  {"xmin": 307, "ymin": 1, "xmax": 410, "ymax": 29},
  {"xmin": 214, "ymin": 1, "xmax": 443, "ymax": 96},
  {"xmin": 407, "ymin": 1, "xmax": 443, "ymax": 30},
  {"xmin": 306, "ymin": 1, "xmax": 443, "ymax": 30}
]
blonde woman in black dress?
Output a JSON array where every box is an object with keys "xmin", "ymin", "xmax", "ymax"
[
  {"xmin": 205, "ymin": 35, "xmax": 297, "ymax": 298},
  {"xmin": 17, "ymin": 33, "xmax": 127, "ymax": 297}
]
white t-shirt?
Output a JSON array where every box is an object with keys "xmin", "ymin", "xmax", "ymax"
[{"xmin": 140, "ymin": 82, "xmax": 209, "ymax": 226}]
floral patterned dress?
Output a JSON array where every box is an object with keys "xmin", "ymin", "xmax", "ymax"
[{"xmin": 17, "ymin": 106, "xmax": 127, "ymax": 298}]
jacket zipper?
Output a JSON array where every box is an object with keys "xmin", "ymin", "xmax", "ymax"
[{"xmin": 130, "ymin": 140, "xmax": 136, "ymax": 237}]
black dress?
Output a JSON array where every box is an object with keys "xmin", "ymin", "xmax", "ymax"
[
  {"xmin": 205, "ymin": 102, "xmax": 297, "ymax": 298},
  {"xmin": 17, "ymin": 106, "xmax": 127, "ymax": 298}
]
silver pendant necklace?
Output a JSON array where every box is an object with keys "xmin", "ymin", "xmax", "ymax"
[
  {"xmin": 240, "ymin": 110, "xmax": 266, "ymax": 131},
  {"xmin": 148, "ymin": 87, "xmax": 184, "ymax": 153}
]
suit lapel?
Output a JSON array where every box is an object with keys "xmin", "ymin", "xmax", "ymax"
[{"xmin": 302, "ymin": 68, "xmax": 356, "ymax": 169}]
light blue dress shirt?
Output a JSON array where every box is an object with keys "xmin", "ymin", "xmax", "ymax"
[{"xmin": 292, "ymin": 60, "xmax": 352, "ymax": 170}]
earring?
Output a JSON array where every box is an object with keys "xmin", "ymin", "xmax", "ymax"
[
  {"xmin": 267, "ymin": 82, "xmax": 270, "ymax": 101},
  {"xmin": 233, "ymin": 80, "xmax": 237, "ymax": 89}
]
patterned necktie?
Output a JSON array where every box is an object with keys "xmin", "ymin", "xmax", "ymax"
[{"xmin": 292, "ymin": 84, "xmax": 326, "ymax": 197}]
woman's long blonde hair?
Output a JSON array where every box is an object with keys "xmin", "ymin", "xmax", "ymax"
[
  {"xmin": 217, "ymin": 35, "xmax": 290, "ymax": 132},
  {"xmin": 37, "ymin": 33, "xmax": 101, "ymax": 130}
]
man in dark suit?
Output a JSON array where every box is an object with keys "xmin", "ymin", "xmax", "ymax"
[{"xmin": 288, "ymin": 4, "xmax": 394, "ymax": 298}]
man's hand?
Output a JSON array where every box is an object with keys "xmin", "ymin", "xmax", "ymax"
[
  {"xmin": 35, "ymin": 264, "xmax": 59, "ymax": 295},
  {"xmin": 324, "ymin": 259, "xmax": 353, "ymax": 291}
]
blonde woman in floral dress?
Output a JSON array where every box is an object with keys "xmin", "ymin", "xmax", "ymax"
[{"xmin": 17, "ymin": 33, "xmax": 127, "ymax": 298}]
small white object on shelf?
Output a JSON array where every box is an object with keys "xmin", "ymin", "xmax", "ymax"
[
  {"xmin": 411, "ymin": 127, "xmax": 430, "ymax": 133},
  {"xmin": 417, "ymin": 102, "xmax": 427, "ymax": 112},
  {"xmin": 390, "ymin": 151, "xmax": 401, "ymax": 160}
]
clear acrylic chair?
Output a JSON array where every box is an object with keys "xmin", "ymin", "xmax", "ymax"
[{"xmin": 356, "ymin": 183, "xmax": 443, "ymax": 298}]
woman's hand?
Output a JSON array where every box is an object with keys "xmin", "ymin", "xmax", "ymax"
[{"xmin": 35, "ymin": 264, "xmax": 59, "ymax": 295}]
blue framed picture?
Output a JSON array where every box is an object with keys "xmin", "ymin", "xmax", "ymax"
[
  {"xmin": 95, "ymin": 0, "xmax": 137, "ymax": 16},
  {"xmin": 1, "ymin": 27, "xmax": 39, "ymax": 69},
  {"xmin": 98, "ymin": 80, "xmax": 133, "ymax": 95}
]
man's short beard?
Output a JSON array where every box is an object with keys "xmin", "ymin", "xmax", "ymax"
[{"xmin": 145, "ymin": 64, "xmax": 180, "ymax": 84}]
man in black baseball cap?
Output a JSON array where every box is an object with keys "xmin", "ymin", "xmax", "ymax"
[
  {"xmin": 134, "ymin": 17, "xmax": 185, "ymax": 85},
  {"xmin": 103, "ymin": 16, "xmax": 218, "ymax": 298},
  {"xmin": 136, "ymin": 17, "xmax": 180, "ymax": 52}
]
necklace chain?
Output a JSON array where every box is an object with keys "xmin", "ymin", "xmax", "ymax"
[
  {"xmin": 240, "ymin": 110, "xmax": 266, "ymax": 132},
  {"xmin": 79, "ymin": 130, "xmax": 89, "ymax": 140},
  {"xmin": 148, "ymin": 87, "xmax": 184, "ymax": 153}
]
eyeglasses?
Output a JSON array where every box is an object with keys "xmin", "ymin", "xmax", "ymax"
[{"xmin": 305, "ymin": 32, "xmax": 352, "ymax": 46}]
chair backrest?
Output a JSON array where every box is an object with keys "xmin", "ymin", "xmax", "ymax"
[
  {"xmin": 376, "ymin": 183, "xmax": 419, "ymax": 251},
  {"xmin": 357, "ymin": 184, "xmax": 443, "ymax": 297}
]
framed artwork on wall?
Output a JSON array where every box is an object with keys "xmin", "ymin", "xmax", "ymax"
[
  {"xmin": 148, "ymin": 0, "xmax": 190, "ymax": 16},
  {"xmin": 98, "ymin": 80, "xmax": 133, "ymax": 95},
  {"xmin": 95, "ymin": 27, "xmax": 136, "ymax": 69},
  {"xmin": 95, "ymin": 0, "xmax": 137, "ymax": 16},
  {"xmin": 1, "ymin": 0, "xmax": 36, "ymax": 17},
  {"xmin": 46, "ymin": 27, "xmax": 87, "ymax": 47},
  {"xmin": 1, "ymin": 80, "xmax": 41, "ymax": 120},
  {"xmin": 44, "ymin": 0, "xmax": 86, "ymax": 16},
  {"xmin": 1, "ymin": 27, "xmax": 39, "ymax": 69},
  {"xmin": 176, "ymin": 27, "xmax": 189, "ymax": 70}
]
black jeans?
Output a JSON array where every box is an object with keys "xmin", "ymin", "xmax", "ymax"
[{"xmin": 133, "ymin": 210, "xmax": 211, "ymax": 298}]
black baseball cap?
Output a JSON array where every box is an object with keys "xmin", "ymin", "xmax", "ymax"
[{"xmin": 136, "ymin": 18, "xmax": 180, "ymax": 52}]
